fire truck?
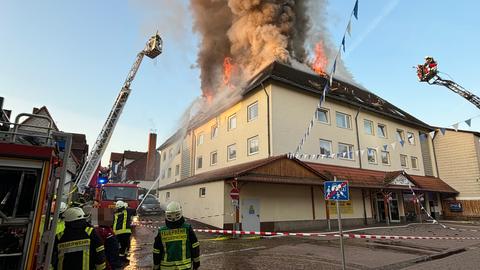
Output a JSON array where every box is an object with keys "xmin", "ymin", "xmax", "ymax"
[{"xmin": 95, "ymin": 183, "xmax": 140, "ymax": 209}]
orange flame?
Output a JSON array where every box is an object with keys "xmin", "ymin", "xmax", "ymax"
[
  {"xmin": 223, "ymin": 57, "xmax": 234, "ymax": 88},
  {"xmin": 311, "ymin": 41, "xmax": 327, "ymax": 75}
]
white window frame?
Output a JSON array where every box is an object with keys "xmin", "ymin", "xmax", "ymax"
[
  {"xmin": 175, "ymin": 164, "xmax": 180, "ymax": 176},
  {"xmin": 168, "ymin": 149, "xmax": 173, "ymax": 159},
  {"xmin": 407, "ymin": 132, "xmax": 415, "ymax": 145},
  {"xmin": 199, "ymin": 187, "xmax": 206, "ymax": 198},
  {"xmin": 411, "ymin": 156, "xmax": 419, "ymax": 169},
  {"xmin": 167, "ymin": 167, "xmax": 172, "ymax": 178},
  {"xmin": 197, "ymin": 133, "xmax": 204, "ymax": 145},
  {"xmin": 211, "ymin": 125, "xmax": 218, "ymax": 139},
  {"xmin": 336, "ymin": 112, "xmax": 352, "ymax": 129},
  {"xmin": 319, "ymin": 139, "xmax": 332, "ymax": 157},
  {"xmin": 367, "ymin": 148, "xmax": 377, "ymax": 164},
  {"xmin": 196, "ymin": 156, "xmax": 203, "ymax": 169},
  {"xmin": 364, "ymin": 119, "xmax": 374, "ymax": 135},
  {"xmin": 315, "ymin": 108, "xmax": 330, "ymax": 124},
  {"xmin": 381, "ymin": 151, "xmax": 390, "ymax": 165},
  {"xmin": 228, "ymin": 114, "xmax": 237, "ymax": 131},
  {"xmin": 338, "ymin": 143, "xmax": 354, "ymax": 160},
  {"xmin": 377, "ymin": 124, "xmax": 388, "ymax": 138},
  {"xmin": 247, "ymin": 101, "xmax": 258, "ymax": 122},
  {"xmin": 210, "ymin": 151, "xmax": 218, "ymax": 166},
  {"xmin": 227, "ymin": 144, "xmax": 237, "ymax": 161},
  {"xmin": 400, "ymin": 154, "xmax": 408, "ymax": 168},
  {"xmin": 247, "ymin": 136, "xmax": 259, "ymax": 156},
  {"xmin": 166, "ymin": 191, "xmax": 170, "ymax": 199}
]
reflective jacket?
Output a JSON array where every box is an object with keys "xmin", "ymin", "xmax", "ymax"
[
  {"xmin": 52, "ymin": 220, "xmax": 106, "ymax": 270},
  {"xmin": 56, "ymin": 219, "xmax": 65, "ymax": 235},
  {"xmin": 153, "ymin": 218, "xmax": 200, "ymax": 270},
  {"xmin": 113, "ymin": 208, "xmax": 135, "ymax": 235}
]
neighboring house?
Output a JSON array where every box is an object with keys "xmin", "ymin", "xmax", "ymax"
[
  {"xmin": 433, "ymin": 129, "xmax": 480, "ymax": 218},
  {"xmin": 109, "ymin": 152, "xmax": 123, "ymax": 182},
  {"xmin": 157, "ymin": 61, "xmax": 457, "ymax": 230}
]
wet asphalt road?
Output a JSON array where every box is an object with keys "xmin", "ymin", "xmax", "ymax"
[{"xmin": 125, "ymin": 216, "xmax": 480, "ymax": 270}]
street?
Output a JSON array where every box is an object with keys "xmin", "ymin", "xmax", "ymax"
[{"xmin": 126, "ymin": 216, "xmax": 480, "ymax": 270}]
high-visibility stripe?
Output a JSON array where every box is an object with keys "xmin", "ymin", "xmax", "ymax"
[
  {"xmin": 159, "ymin": 264, "xmax": 193, "ymax": 270},
  {"xmin": 160, "ymin": 259, "xmax": 192, "ymax": 266},
  {"xmin": 114, "ymin": 210, "xmax": 131, "ymax": 235},
  {"xmin": 95, "ymin": 262, "xmax": 106, "ymax": 270},
  {"xmin": 57, "ymin": 239, "xmax": 91, "ymax": 270},
  {"xmin": 96, "ymin": 245, "xmax": 105, "ymax": 252},
  {"xmin": 153, "ymin": 248, "xmax": 161, "ymax": 254},
  {"xmin": 193, "ymin": 257, "xmax": 200, "ymax": 263},
  {"xmin": 114, "ymin": 228, "xmax": 132, "ymax": 235},
  {"xmin": 85, "ymin": 227, "xmax": 93, "ymax": 235},
  {"xmin": 192, "ymin": 242, "xmax": 200, "ymax": 248}
]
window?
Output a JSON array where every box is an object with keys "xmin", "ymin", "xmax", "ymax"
[
  {"xmin": 177, "ymin": 146, "xmax": 181, "ymax": 154},
  {"xmin": 228, "ymin": 114, "xmax": 237, "ymax": 130},
  {"xmin": 175, "ymin": 164, "xmax": 180, "ymax": 176},
  {"xmin": 338, "ymin": 143, "xmax": 354, "ymax": 160},
  {"xmin": 364, "ymin": 119, "xmax": 374, "ymax": 135},
  {"xmin": 377, "ymin": 124, "xmax": 387, "ymax": 138},
  {"xmin": 247, "ymin": 101, "xmax": 258, "ymax": 122},
  {"xmin": 167, "ymin": 167, "xmax": 172, "ymax": 178},
  {"xmin": 161, "ymin": 170, "xmax": 165, "ymax": 179},
  {"xmin": 319, "ymin": 139, "xmax": 332, "ymax": 156},
  {"xmin": 367, "ymin": 148, "xmax": 377, "ymax": 164},
  {"xmin": 400, "ymin": 154, "xmax": 408, "ymax": 168},
  {"xmin": 166, "ymin": 192, "xmax": 170, "ymax": 199},
  {"xmin": 407, "ymin": 132, "xmax": 415, "ymax": 145},
  {"xmin": 197, "ymin": 133, "xmax": 204, "ymax": 145},
  {"xmin": 199, "ymin": 187, "xmax": 206, "ymax": 198},
  {"xmin": 227, "ymin": 144, "xmax": 237, "ymax": 161},
  {"xmin": 169, "ymin": 149, "xmax": 173, "ymax": 159},
  {"xmin": 381, "ymin": 151, "xmax": 390, "ymax": 165},
  {"xmin": 411, "ymin": 156, "xmax": 418, "ymax": 169},
  {"xmin": 210, "ymin": 151, "xmax": 218, "ymax": 165},
  {"xmin": 315, "ymin": 108, "xmax": 329, "ymax": 124},
  {"xmin": 211, "ymin": 125, "xmax": 218, "ymax": 139},
  {"xmin": 336, "ymin": 112, "xmax": 351, "ymax": 129},
  {"xmin": 196, "ymin": 156, "xmax": 203, "ymax": 169},
  {"xmin": 247, "ymin": 136, "xmax": 259, "ymax": 155},
  {"xmin": 162, "ymin": 152, "xmax": 166, "ymax": 161},
  {"xmin": 396, "ymin": 129, "xmax": 405, "ymax": 142}
]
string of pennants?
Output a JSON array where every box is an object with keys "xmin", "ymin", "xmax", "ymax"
[
  {"xmin": 295, "ymin": 0, "xmax": 360, "ymax": 154},
  {"xmin": 289, "ymin": 112, "xmax": 479, "ymax": 161}
]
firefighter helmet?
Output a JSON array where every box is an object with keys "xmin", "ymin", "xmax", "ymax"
[
  {"xmin": 59, "ymin": 202, "xmax": 67, "ymax": 214},
  {"xmin": 165, "ymin": 201, "xmax": 183, "ymax": 222},
  {"xmin": 115, "ymin": 200, "xmax": 125, "ymax": 209},
  {"xmin": 63, "ymin": 207, "xmax": 86, "ymax": 222}
]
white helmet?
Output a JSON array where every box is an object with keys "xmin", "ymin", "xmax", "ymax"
[
  {"xmin": 59, "ymin": 202, "xmax": 67, "ymax": 214},
  {"xmin": 115, "ymin": 200, "xmax": 125, "ymax": 209},
  {"xmin": 165, "ymin": 201, "xmax": 183, "ymax": 222},
  {"xmin": 63, "ymin": 207, "xmax": 86, "ymax": 222}
]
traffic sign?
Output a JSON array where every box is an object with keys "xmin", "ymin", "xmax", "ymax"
[
  {"xmin": 230, "ymin": 188, "xmax": 239, "ymax": 200},
  {"xmin": 324, "ymin": 181, "xmax": 349, "ymax": 201}
]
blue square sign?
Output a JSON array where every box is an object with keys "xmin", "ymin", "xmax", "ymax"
[{"xmin": 324, "ymin": 181, "xmax": 349, "ymax": 201}]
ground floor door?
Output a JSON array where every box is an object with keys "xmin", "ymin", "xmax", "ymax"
[
  {"xmin": 389, "ymin": 193, "xmax": 400, "ymax": 222},
  {"xmin": 375, "ymin": 193, "xmax": 400, "ymax": 223},
  {"xmin": 241, "ymin": 199, "xmax": 260, "ymax": 232},
  {"xmin": 375, "ymin": 196, "xmax": 386, "ymax": 222}
]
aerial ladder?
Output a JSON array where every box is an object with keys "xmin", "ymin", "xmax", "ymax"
[
  {"xmin": 73, "ymin": 33, "xmax": 162, "ymax": 194},
  {"xmin": 416, "ymin": 56, "xmax": 480, "ymax": 109}
]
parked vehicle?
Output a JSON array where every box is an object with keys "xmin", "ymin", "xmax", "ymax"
[{"xmin": 138, "ymin": 195, "xmax": 163, "ymax": 216}]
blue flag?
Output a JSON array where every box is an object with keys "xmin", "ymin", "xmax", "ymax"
[
  {"xmin": 383, "ymin": 144, "xmax": 388, "ymax": 151},
  {"xmin": 353, "ymin": 0, "xmax": 359, "ymax": 20},
  {"xmin": 341, "ymin": 36, "xmax": 346, "ymax": 52},
  {"xmin": 440, "ymin": 128, "xmax": 446, "ymax": 135}
]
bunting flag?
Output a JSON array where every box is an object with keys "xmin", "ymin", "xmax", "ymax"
[
  {"xmin": 440, "ymin": 128, "xmax": 446, "ymax": 135},
  {"xmin": 399, "ymin": 140, "xmax": 404, "ymax": 147},
  {"xmin": 452, "ymin": 123, "xmax": 459, "ymax": 132},
  {"xmin": 347, "ymin": 20, "xmax": 352, "ymax": 36},
  {"xmin": 465, "ymin": 119, "xmax": 472, "ymax": 127},
  {"xmin": 353, "ymin": 0, "xmax": 359, "ymax": 19},
  {"xmin": 383, "ymin": 144, "xmax": 388, "ymax": 151},
  {"xmin": 429, "ymin": 130, "xmax": 436, "ymax": 139},
  {"xmin": 341, "ymin": 36, "xmax": 346, "ymax": 52},
  {"xmin": 332, "ymin": 59, "xmax": 337, "ymax": 75},
  {"xmin": 360, "ymin": 149, "xmax": 365, "ymax": 156}
]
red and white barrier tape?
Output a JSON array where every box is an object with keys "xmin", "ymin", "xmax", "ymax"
[{"xmin": 136, "ymin": 224, "xmax": 480, "ymax": 240}]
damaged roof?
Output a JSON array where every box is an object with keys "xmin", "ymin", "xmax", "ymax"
[{"xmin": 244, "ymin": 61, "xmax": 432, "ymax": 130}]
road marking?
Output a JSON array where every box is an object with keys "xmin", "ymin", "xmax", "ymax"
[{"xmin": 201, "ymin": 246, "xmax": 267, "ymax": 258}]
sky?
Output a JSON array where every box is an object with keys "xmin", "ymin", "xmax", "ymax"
[{"xmin": 1, "ymin": 0, "xmax": 479, "ymax": 165}]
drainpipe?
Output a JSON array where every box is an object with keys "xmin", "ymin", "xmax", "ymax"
[
  {"xmin": 261, "ymin": 83, "xmax": 272, "ymax": 157},
  {"xmin": 191, "ymin": 130, "xmax": 196, "ymax": 176},
  {"xmin": 354, "ymin": 107, "xmax": 362, "ymax": 169},
  {"xmin": 431, "ymin": 135, "xmax": 441, "ymax": 178}
]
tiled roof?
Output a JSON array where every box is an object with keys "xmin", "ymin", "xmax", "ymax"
[
  {"xmin": 123, "ymin": 151, "xmax": 147, "ymax": 160},
  {"xmin": 110, "ymin": 152, "xmax": 123, "ymax": 162}
]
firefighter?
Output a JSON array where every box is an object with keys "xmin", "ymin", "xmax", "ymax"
[
  {"xmin": 56, "ymin": 202, "xmax": 67, "ymax": 235},
  {"xmin": 51, "ymin": 207, "xmax": 106, "ymax": 270},
  {"xmin": 96, "ymin": 216, "xmax": 124, "ymax": 269},
  {"xmin": 153, "ymin": 201, "xmax": 200, "ymax": 270},
  {"xmin": 112, "ymin": 200, "xmax": 135, "ymax": 262}
]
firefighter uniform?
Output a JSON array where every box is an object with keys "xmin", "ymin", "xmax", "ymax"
[
  {"xmin": 113, "ymin": 201, "xmax": 135, "ymax": 259},
  {"xmin": 153, "ymin": 201, "xmax": 200, "ymax": 270},
  {"xmin": 52, "ymin": 207, "xmax": 106, "ymax": 270}
]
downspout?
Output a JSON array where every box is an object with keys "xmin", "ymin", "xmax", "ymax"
[
  {"xmin": 191, "ymin": 130, "xmax": 196, "ymax": 177},
  {"xmin": 431, "ymin": 135, "xmax": 441, "ymax": 178},
  {"xmin": 355, "ymin": 107, "xmax": 362, "ymax": 168},
  {"xmin": 261, "ymin": 83, "xmax": 272, "ymax": 157}
]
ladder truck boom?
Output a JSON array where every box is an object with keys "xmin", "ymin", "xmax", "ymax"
[
  {"xmin": 416, "ymin": 56, "xmax": 480, "ymax": 110},
  {"xmin": 74, "ymin": 33, "xmax": 162, "ymax": 194}
]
